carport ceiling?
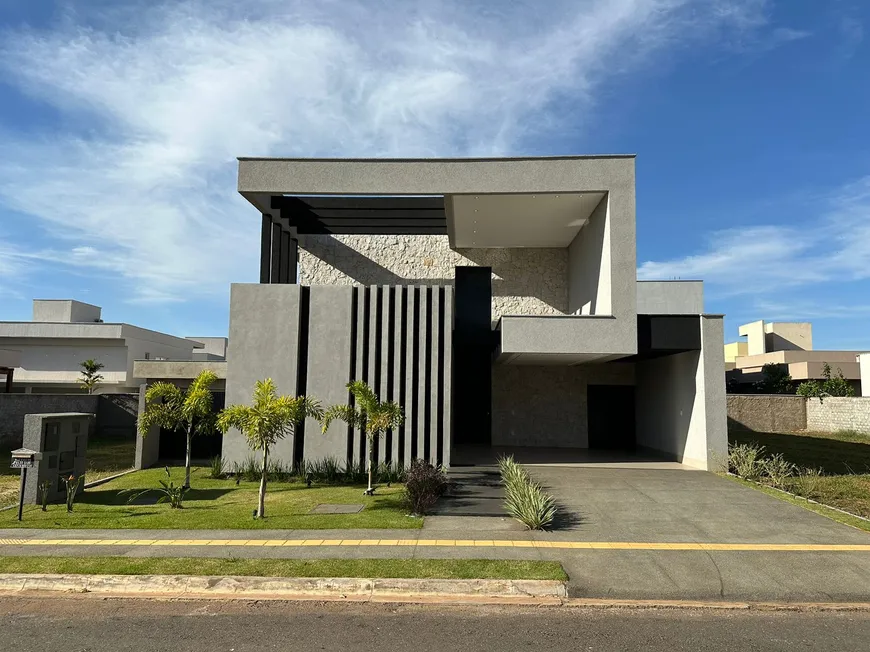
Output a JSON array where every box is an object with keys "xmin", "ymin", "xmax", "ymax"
[{"xmin": 450, "ymin": 192, "xmax": 606, "ymax": 248}]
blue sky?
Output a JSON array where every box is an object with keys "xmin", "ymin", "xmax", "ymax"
[{"xmin": 0, "ymin": 0, "xmax": 868, "ymax": 348}]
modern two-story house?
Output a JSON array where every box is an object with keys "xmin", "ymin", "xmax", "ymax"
[{"xmin": 218, "ymin": 156, "xmax": 727, "ymax": 471}]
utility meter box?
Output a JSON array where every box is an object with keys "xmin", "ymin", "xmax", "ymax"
[{"xmin": 21, "ymin": 413, "xmax": 94, "ymax": 505}]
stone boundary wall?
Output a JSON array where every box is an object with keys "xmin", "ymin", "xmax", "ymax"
[
  {"xmin": 0, "ymin": 394, "xmax": 138, "ymax": 448},
  {"xmin": 726, "ymin": 395, "xmax": 807, "ymax": 433},
  {"xmin": 806, "ymin": 397, "xmax": 870, "ymax": 434}
]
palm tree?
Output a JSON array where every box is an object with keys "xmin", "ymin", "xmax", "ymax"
[
  {"xmin": 321, "ymin": 381, "xmax": 404, "ymax": 495},
  {"xmin": 79, "ymin": 359, "xmax": 105, "ymax": 394},
  {"xmin": 217, "ymin": 379, "xmax": 322, "ymax": 518},
  {"xmin": 138, "ymin": 370, "xmax": 218, "ymax": 488}
]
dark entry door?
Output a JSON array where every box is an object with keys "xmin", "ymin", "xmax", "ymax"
[
  {"xmin": 587, "ymin": 385, "xmax": 635, "ymax": 450},
  {"xmin": 453, "ymin": 266, "xmax": 492, "ymax": 446}
]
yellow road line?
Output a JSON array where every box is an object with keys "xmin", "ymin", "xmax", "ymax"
[{"xmin": 0, "ymin": 539, "xmax": 869, "ymax": 552}]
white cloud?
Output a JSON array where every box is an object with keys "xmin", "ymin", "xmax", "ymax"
[
  {"xmin": 638, "ymin": 176, "xmax": 870, "ymax": 298},
  {"xmin": 0, "ymin": 0, "xmax": 796, "ymax": 303}
]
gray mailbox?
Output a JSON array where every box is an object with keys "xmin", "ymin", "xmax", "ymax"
[{"xmin": 21, "ymin": 412, "xmax": 93, "ymax": 507}]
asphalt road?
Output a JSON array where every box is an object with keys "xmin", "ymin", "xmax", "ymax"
[{"xmin": 3, "ymin": 597, "xmax": 870, "ymax": 651}]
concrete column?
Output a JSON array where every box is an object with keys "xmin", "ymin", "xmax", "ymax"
[
  {"xmin": 279, "ymin": 231, "xmax": 290, "ymax": 284},
  {"xmin": 429, "ymin": 285, "xmax": 440, "ymax": 464},
  {"xmin": 403, "ymin": 286, "xmax": 417, "ymax": 466},
  {"xmin": 223, "ymin": 284, "xmax": 302, "ymax": 466},
  {"xmin": 700, "ymin": 315, "xmax": 728, "ymax": 470},
  {"xmin": 416, "ymin": 286, "xmax": 428, "ymax": 461},
  {"xmin": 134, "ymin": 383, "xmax": 160, "ymax": 470},
  {"xmin": 270, "ymin": 222, "xmax": 281, "ymax": 284},
  {"xmin": 352, "ymin": 287, "xmax": 368, "ymax": 468},
  {"xmin": 288, "ymin": 238, "xmax": 298, "ymax": 284},
  {"xmin": 259, "ymin": 214, "xmax": 271, "ymax": 284},
  {"xmin": 391, "ymin": 286, "xmax": 404, "ymax": 465},
  {"xmin": 302, "ymin": 286, "xmax": 354, "ymax": 462},
  {"xmin": 441, "ymin": 285, "xmax": 453, "ymax": 467}
]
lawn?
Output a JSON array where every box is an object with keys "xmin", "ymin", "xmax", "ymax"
[
  {"xmin": 0, "ymin": 433, "xmax": 136, "ymax": 508},
  {"xmin": 0, "ymin": 556, "xmax": 567, "ymax": 581},
  {"xmin": 729, "ymin": 428, "xmax": 870, "ymax": 519},
  {"xmin": 0, "ymin": 465, "xmax": 421, "ymax": 529}
]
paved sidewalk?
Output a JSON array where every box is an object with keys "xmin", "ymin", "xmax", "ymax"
[{"xmin": 3, "ymin": 469, "xmax": 870, "ymax": 601}]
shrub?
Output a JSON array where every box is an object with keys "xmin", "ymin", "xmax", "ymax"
[
  {"xmin": 39, "ymin": 479, "xmax": 52, "ymax": 512},
  {"xmin": 760, "ymin": 454, "xmax": 795, "ymax": 489},
  {"xmin": 376, "ymin": 461, "xmax": 406, "ymax": 487},
  {"xmin": 305, "ymin": 457, "xmax": 345, "ymax": 484},
  {"xmin": 727, "ymin": 442, "xmax": 765, "ymax": 480},
  {"xmin": 796, "ymin": 363, "xmax": 855, "ymax": 401},
  {"xmin": 791, "ymin": 467, "xmax": 823, "ymax": 501},
  {"xmin": 124, "ymin": 467, "xmax": 189, "ymax": 509},
  {"xmin": 208, "ymin": 456, "xmax": 226, "ymax": 479},
  {"xmin": 61, "ymin": 475, "xmax": 84, "ymax": 513},
  {"xmin": 499, "ymin": 455, "xmax": 557, "ymax": 530},
  {"xmin": 236, "ymin": 455, "xmax": 260, "ymax": 483},
  {"xmin": 402, "ymin": 459, "xmax": 448, "ymax": 515}
]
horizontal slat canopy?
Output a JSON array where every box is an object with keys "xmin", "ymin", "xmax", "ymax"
[{"xmin": 271, "ymin": 195, "xmax": 447, "ymax": 235}]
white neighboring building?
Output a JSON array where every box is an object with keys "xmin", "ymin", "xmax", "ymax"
[
  {"xmin": 0, "ymin": 299, "xmax": 209, "ymax": 394},
  {"xmin": 860, "ymin": 353, "xmax": 870, "ymax": 397}
]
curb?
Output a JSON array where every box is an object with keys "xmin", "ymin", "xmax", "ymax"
[{"xmin": 0, "ymin": 573, "xmax": 567, "ymax": 602}]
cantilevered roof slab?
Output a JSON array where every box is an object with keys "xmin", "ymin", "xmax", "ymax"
[{"xmin": 238, "ymin": 155, "xmax": 634, "ymax": 248}]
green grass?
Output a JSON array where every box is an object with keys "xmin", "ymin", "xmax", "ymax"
[
  {"xmin": 0, "ymin": 465, "xmax": 421, "ymax": 529},
  {"xmin": 729, "ymin": 428, "xmax": 870, "ymax": 519},
  {"xmin": 1, "ymin": 434, "xmax": 136, "ymax": 508},
  {"xmin": 0, "ymin": 556, "xmax": 567, "ymax": 581},
  {"xmin": 724, "ymin": 474, "xmax": 870, "ymax": 534}
]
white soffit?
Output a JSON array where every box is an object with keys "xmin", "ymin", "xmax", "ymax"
[{"xmin": 450, "ymin": 192, "xmax": 605, "ymax": 248}]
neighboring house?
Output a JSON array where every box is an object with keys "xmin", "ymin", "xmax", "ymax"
[
  {"xmin": 0, "ymin": 299, "xmax": 208, "ymax": 394},
  {"xmin": 209, "ymin": 155, "xmax": 727, "ymax": 471},
  {"xmin": 725, "ymin": 320, "xmax": 863, "ymax": 392},
  {"xmin": 0, "ymin": 348, "xmax": 20, "ymax": 393},
  {"xmin": 859, "ymin": 353, "xmax": 870, "ymax": 397}
]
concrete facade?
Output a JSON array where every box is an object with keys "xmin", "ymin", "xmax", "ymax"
[
  {"xmin": 224, "ymin": 156, "xmax": 726, "ymax": 471},
  {"xmin": 634, "ymin": 316, "xmax": 727, "ymax": 470},
  {"xmin": 300, "ymin": 235, "xmax": 567, "ymax": 320},
  {"xmin": 636, "ymin": 281, "xmax": 704, "ymax": 315},
  {"xmin": 491, "ymin": 363, "xmax": 634, "ymax": 448}
]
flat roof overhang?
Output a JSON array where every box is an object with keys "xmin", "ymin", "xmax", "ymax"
[{"xmin": 238, "ymin": 156, "xmax": 633, "ymax": 248}]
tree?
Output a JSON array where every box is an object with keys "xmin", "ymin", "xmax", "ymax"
[
  {"xmin": 138, "ymin": 370, "xmax": 218, "ymax": 488},
  {"xmin": 321, "ymin": 381, "xmax": 404, "ymax": 496},
  {"xmin": 753, "ymin": 363, "xmax": 793, "ymax": 394},
  {"xmin": 796, "ymin": 362, "xmax": 855, "ymax": 401},
  {"xmin": 79, "ymin": 359, "xmax": 105, "ymax": 394},
  {"xmin": 217, "ymin": 379, "xmax": 322, "ymax": 518}
]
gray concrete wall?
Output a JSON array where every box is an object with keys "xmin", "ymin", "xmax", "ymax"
[
  {"xmin": 806, "ymin": 397, "xmax": 870, "ymax": 434},
  {"xmin": 22, "ymin": 413, "xmax": 92, "ymax": 504},
  {"xmin": 0, "ymin": 394, "xmax": 136, "ymax": 449},
  {"xmin": 302, "ymin": 286, "xmax": 354, "ymax": 462},
  {"xmin": 221, "ymin": 283, "xmax": 453, "ymax": 468},
  {"xmin": 134, "ymin": 383, "xmax": 160, "ymax": 470},
  {"xmin": 636, "ymin": 281, "xmax": 704, "ymax": 315},
  {"xmin": 567, "ymin": 196, "xmax": 611, "ymax": 315},
  {"xmin": 223, "ymin": 284, "xmax": 302, "ymax": 466},
  {"xmin": 491, "ymin": 363, "xmax": 634, "ymax": 448},
  {"xmin": 299, "ymin": 234, "xmax": 567, "ymax": 319},
  {"xmin": 726, "ymin": 395, "xmax": 808, "ymax": 433},
  {"xmin": 498, "ymin": 315, "xmax": 636, "ymax": 359},
  {"xmin": 634, "ymin": 316, "xmax": 727, "ymax": 470}
]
